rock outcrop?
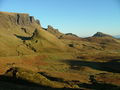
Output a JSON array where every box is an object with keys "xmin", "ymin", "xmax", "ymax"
[
  {"xmin": 0, "ymin": 12, "xmax": 39, "ymax": 27},
  {"xmin": 43, "ymin": 25, "xmax": 63, "ymax": 38},
  {"xmin": 44, "ymin": 25, "xmax": 81, "ymax": 40}
]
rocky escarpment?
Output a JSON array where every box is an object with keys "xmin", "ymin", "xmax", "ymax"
[{"xmin": 0, "ymin": 12, "xmax": 40, "ymax": 26}]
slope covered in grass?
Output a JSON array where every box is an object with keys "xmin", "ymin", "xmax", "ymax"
[{"xmin": 0, "ymin": 12, "xmax": 67, "ymax": 57}]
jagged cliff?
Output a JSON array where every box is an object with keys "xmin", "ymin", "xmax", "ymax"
[
  {"xmin": 0, "ymin": 12, "xmax": 40, "ymax": 27},
  {"xmin": 43, "ymin": 25, "xmax": 63, "ymax": 38},
  {"xmin": 0, "ymin": 12, "xmax": 67, "ymax": 56}
]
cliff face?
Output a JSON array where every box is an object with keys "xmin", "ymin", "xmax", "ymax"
[
  {"xmin": 0, "ymin": 12, "xmax": 67, "ymax": 56},
  {"xmin": 0, "ymin": 12, "xmax": 41, "ymax": 27},
  {"xmin": 16, "ymin": 14, "xmax": 35, "ymax": 25}
]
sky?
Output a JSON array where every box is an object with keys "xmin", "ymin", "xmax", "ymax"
[{"xmin": 0, "ymin": 0, "xmax": 120, "ymax": 37}]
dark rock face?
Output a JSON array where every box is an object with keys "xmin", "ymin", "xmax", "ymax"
[
  {"xmin": 16, "ymin": 14, "xmax": 33, "ymax": 25},
  {"xmin": 36, "ymin": 19, "xmax": 41, "ymax": 25},
  {"xmin": 93, "ymin": 32, "xmax": 112, "ymax": 37},
  {"xmin": 29, "ymin": 16, "xmax": 35, "ymax": 23}
]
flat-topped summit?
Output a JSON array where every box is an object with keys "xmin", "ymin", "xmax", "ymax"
[
  {"xmin": 0, "ymin": 11, "xmax": 28, "ymax": 15},
  {"xmin": 0, "ymin": 11, "xmax": 40, "ymax": 26}
]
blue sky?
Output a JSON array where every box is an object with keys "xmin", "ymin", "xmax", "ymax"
[{"xmin": 0, "ymin": 0, "xmax": 120, "ymax": 37}]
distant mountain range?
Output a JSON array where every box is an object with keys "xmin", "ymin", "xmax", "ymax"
[
  {"xmin": 114, "ymin": 35, "xmax": 120, "ymax": 39},
  {"xmin": 82, "ymin": 34, "xmax": 120, "ymax": 39}
]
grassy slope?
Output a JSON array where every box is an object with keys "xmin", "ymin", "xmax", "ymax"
[
  {"xmin": 0, "ymin": 53, "xmax": 120, "ymax": 89},
  {"xmin": 0, "ymin": 12, "xmax": 120, "ymax": 89},
  {"xmin": 0, "ymin": 12, "xmax": 68, "ymax": 56}
]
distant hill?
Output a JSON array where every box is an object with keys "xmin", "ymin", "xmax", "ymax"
[
  {"xmin": 114, "ymin": 35, "xmax": 120, "ymax": 39},
  {"xmin": 93, "ymin": 32, "xmax": 113, "ymax": 37},
  {"xmin": 82, "ymin": 32, "xmax": 120, "ymax": 50},
  {"xmin": 43, "ymin": 25, "xmax": 81, "ymax": 40},
  {"xmin": 85, "ymin": 32, "xmax": 118, "ymax": 43},
  {"xmin": 59, "ymin": 33, "xmax": 81, "ymax": 40}
]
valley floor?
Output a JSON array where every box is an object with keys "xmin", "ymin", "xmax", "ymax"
[{"xmin": 0, "ymin": 52, "xmax": 120, "ymax": 90}]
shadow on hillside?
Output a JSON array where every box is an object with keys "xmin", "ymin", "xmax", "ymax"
[
  {"xmin": 39, "ymin": 72, "xmax": 64, "ymax": 83},
  {"xmin": 79, "ymin": 82, "xmax": 120, "ymax": 90},
  {"xmin": 0, "ymin": 75, "xmax": 78, "ymax": 90},
  {"xmin": 63, "ymin": 59, "xmax": 120, "ymax": 73},
  {"xmin": 78, "ymin": 75, "xmax": 120, "ymax": 90},
  {"xmin": 0, "ymin": 74, "xmax": 119, "ymax": 90},
  {"xmin": 14, "ymin": 34, "xmax": 32, "ymax": 40}
]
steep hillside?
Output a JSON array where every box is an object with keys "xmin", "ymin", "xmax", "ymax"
[{"xmin": 0, "ymin": 12, "xmax": 67, "ymax": 56}]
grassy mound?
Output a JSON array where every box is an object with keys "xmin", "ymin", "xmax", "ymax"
[{"xmin": 2, "ymin": 67, "xmax": 73, "ymax": 88}]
